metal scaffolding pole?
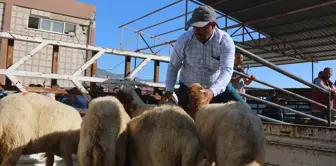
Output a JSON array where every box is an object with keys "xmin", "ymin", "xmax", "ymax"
[
  {"xmin": 118, "ymin": 0, "xmax": 183, "ymax": 28},
  {"xmin": 234, "ymin": 70, "xmax": 336, "ymax": 113},
  {"xmin": 241, "ymin": 93, "xmax": 328, "ymax": 124},
  {"xmin": 235, "ymin": 46, "xmax": 329, "ymax": 93}
]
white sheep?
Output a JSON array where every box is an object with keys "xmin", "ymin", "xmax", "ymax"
[
  {"xmin": 77, "ymin": 96, "xmax": 131, "ymax": 166},
  {"xmin": 188, "ymin": 83, "xmax": 266, "ymax": 166},
  {"xmin": 0, "ymin": 92, "xmax": 82, "ymax": 166},
  {"xmin": 115, "ymin": 86, "xmax": 204, "ymax": 166}
]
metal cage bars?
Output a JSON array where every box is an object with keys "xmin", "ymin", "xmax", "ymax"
[
  {"xmin": 0, "ymin": 31, "xmax": 334, "ymax": 126},
  {"xmin": 236, "ymin": 45, "xmax": 333, "ymax": 126},
  {"xmin": 118, "ymin": 0, "xmax": 336, "ymax": 64}
]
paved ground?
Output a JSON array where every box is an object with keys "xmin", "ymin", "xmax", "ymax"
[{"xmin": 17, "ymin": 153, "xmax": 78, "ymax": 166}]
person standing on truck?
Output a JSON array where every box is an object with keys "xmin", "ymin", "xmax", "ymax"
[{"xmin": 159, "ymin": 5, "xmax": 248, "ymax": 111}]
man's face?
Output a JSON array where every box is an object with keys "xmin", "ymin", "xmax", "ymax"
[
  {"xmin": 324, "ymin": 69, "xmax": 333, "ymax": 79},
  {"xmin": 193, "ymin": 22, "xmax": 215, "ymax": 43}
]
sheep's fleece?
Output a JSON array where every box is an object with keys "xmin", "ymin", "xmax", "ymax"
[
  {"xmin": 77, "ymin": 96, "xmax": 130, "ymax": 166},
  {"xmin": 188, "ymin": 83, "xmax": 266, "ymax": 166},
  {"xmin": 0, "ymin": 92, "xmax": 82, "ymax": 166},
  {"xmin": 126, "ymin": 104, "xmax": 203, "ymax": 166}
]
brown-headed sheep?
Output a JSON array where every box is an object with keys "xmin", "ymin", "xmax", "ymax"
[
  {"xmin": 188, "ymin": 83, "xmax": 266, "ymax": 166},
  {"xmin": 0, "ymin": 92, "xmax": 82, "ymax": 166},
  {"xmin": 77, "ymin": 96, "xmax": 131, "ymax": 166},
  {"xmin": 115, "ymin": 86, "xmax": 203, "ymax": 166}
]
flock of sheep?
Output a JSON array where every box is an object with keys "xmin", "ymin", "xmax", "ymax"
[{"xmin": 0, "ymin": 83, "xmax": 266, "ymax": 166}]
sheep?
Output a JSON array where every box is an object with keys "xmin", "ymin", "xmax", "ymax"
[
  {"xmin": 188, "ymin": 83, "xmax": 266, "ymax": 166},
  {"xmin": 0, "ymin": 92, "xmax": 82, "ymax": 166},
  {"xmin": 77, "ymin": 96, "xmax": 131, "ymax": 166},
  {"xmin": 115, "ymin": 85, "xmax": 204, "ymax": 166}
]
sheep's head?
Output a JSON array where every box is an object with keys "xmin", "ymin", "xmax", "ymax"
[
  {"xmin": 187, "ymin": 83, "xmax": 207, "ymax": 119},
  {"xmin": 115, "ymin": 85, "xmax": 145, "ymax": 117}
]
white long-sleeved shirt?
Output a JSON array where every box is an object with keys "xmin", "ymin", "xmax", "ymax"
[{"xmin": 165, "ymin": 27, "xmax": 235, "ymax": 96}]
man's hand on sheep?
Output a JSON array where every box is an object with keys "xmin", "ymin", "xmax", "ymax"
[
  {"xmin": 158, "ymin": 91, "xmax": 173, "ymax": 104},
  {"xmin": 200, "ymin": 89, "xmax": 214, "ymax": 104}
]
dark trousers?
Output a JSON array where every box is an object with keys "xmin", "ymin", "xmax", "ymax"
[{"xmin": 176, "ymin": 81, "xmax": 249, "ymax": 112}]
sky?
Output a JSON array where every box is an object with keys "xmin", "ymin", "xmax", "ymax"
[{"xmin": 78, "ymin": 0, "xmax": 336, "ymax": 89}]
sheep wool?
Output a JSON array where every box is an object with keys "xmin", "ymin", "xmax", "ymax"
[
  {"xmin": 115, "ymin": 86, "xmax": 203, "ymax": 166},
  {"xmin": 0, "ymin": 92, "xmax": 82, "ymax": 166},
  {"xmin": 188, "ymin": 83, "xmax": 266, "ymax": 166},
  {"xmin": 77, "ymin": 96, "xmax": 131, "ymax": 166},
  {"xmin": 127, "ymin": 104, "xmax": 203, "ymax": 166}
]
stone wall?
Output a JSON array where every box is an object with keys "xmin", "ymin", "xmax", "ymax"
[{"xmin": 10, "ymin": 5, "xmax": 92, "ymax": 87}]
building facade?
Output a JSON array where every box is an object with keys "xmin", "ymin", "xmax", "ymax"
[{"xmin": 0, "ymin": 0, "xmax": 96, "ymax": 88}]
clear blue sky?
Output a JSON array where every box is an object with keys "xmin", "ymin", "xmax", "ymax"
[{"xmin": 78, "ymin": 0, "xmax": 336, "ymax": 89}]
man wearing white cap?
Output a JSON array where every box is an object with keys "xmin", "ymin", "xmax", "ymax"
[{"xmin": 159, "ymin": 5, "xmax": 248, "ymax": 110}]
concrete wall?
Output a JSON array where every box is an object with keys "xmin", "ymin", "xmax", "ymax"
[{"xmin": 10, "ymin": 5, "xmax": 92, "ymax": 87}]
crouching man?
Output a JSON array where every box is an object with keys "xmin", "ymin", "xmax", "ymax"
[{"xmin": 159, "ymin": 5, "xmax": 248, "ymax": 117}]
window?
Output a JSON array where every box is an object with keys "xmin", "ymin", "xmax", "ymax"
[
  {"xmin": 28, "ymin": 16, "xmax": 39, "ymax": 29},
  {"xmin": 65, "ymin": 23, "xmax": 76, "ymax": 34},
  {"xmin": 52, "ymin": 21, "xmax": 65, "ymax": 33},
  {"xmin": 41, "ymin": 19, "xmax": 51, "ymax": 31},
  {"xmin": 27, "ymin": 16, "xmax": 76, "ymax": 35}
]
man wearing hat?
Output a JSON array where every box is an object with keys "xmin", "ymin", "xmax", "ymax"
[{"xmin": 159, "ymin": 5, "xmax": 248, "ymax": 109}]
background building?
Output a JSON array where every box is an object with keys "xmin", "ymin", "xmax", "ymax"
[{"xmin": 0, "ymin": 0, "xmax": 96, "ymax": 88}]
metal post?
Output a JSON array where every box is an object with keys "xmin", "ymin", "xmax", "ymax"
[
  {"xmin": 135, "ymin": 32, "xmax": 139, "ymax": 68},
  {"xmin": 312, "ymin": 61, "xmax": 314, "ymax": 82},
  {"xmin": 225, "ymin": 16, "xmax": 228, "ymax": 32},
  {"xmin": 118, "ymin": 0, "xmax": 183, "ymax": 28},
  {"xmin": 242, "ymin": 26, "xmax": 245, "ymax": 43},
  {"xmin": 328, "ymin": 92, "xmax": 332, "ymax": 126},
  {"xmin": 258, "ymin": 32, "xmax": 261, "ymax": 45},
  {"xmin": 185, "ymin": 0, "xmax": 189, "ymax": 30},
  {"xmin": 120, "ymin": 27, "xmax": 124, "ymax": 50},
  {"xmin": 169, "ymin": 44, "xmax": 171, "ymax": 55},
  {"xmin": 154, "ymin": 37, "xmax": 156, "ymax": 53}
]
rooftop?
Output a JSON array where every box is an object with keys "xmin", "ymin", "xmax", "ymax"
[{"xmin": 197, "ymin": 0, "xmax": 336, "ymax": 67}]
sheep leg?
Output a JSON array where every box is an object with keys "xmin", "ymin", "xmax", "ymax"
[
  {"xmin": 45, "ymin": 152, "xmax": 54, "ymax": 166},
  {"xmin": 116, "ymin": 130, "xmax": 127, "ymax": 166},
  {"xmin": 181, "ymin": 138, "xmax": 201, "ymax": 166},
  {"xmin": 204, "ymin": 158, "xmax": 215, "ymax": 166},
  {"xmin": 92, "ymin": 145, "xmax": 103, "ymax": 166},
  {"xmin": 202, "ymin": 153, "xmax": 215, "ymax": 166},
  {"xmin": 60, "ymin": 141, "xmax": 73, "ymax": 166},
  {"xmin": 0, "ymin": 147, "xmax": 24, "ymax": 166}
]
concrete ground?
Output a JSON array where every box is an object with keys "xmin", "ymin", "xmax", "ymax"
[{"xmin": 17, "ymin": 153, "xmax": 78, "ymax": 166}]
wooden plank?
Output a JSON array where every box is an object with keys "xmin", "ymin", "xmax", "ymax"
[
  {"xmin": 0, "ymin": 1, "xmax": 13, "ymax": 85},
  {"xmin": 26, "ymin": 86, "xmax": 68, "ymax": 94},
  {"xmin": 154, "ymin": 60, "xmax": 160, "ymax": 82},
  {"xmin": 51, "ymin": 45, "xmax": 59, "ymax": 88},
  {"xmin": 89, "ymin": 50, "xmax": 98, "ymax": 98},
  {"xmin": 5, "ymin": 39, "xmax": 14, "ymax": 86},
  {"xmin": 124, "ymin": 56, "xmax": 131, "ymax": 77}
]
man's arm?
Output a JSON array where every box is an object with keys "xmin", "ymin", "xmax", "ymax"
[
  {"xmin": 315, "ymin": 78, "xmax": 332, "ymax": 90},
  {"xmin": 209, "ymin": 35, "xmax": 235, "ymax": 96},
  {"xmin": 165, "ymin": 35, "xmax": 187, "ymax": 92}
]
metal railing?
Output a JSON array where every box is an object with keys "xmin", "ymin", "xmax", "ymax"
[
  {"xmin": 115, "ymin": 0, "xmax": 335, "ymax": 127},
  {"xmin": 236, "ymin": 45, "xmax": 333, "ymax": 126}
]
